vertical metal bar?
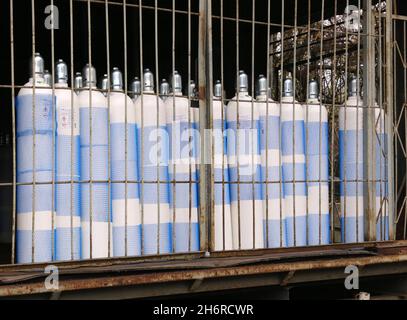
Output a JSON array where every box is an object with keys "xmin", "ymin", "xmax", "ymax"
[
  {"xmin": 104, "ymin": 0, "xmax": 112, "ymax": 259},
  {"xmin": 279, "ymin": 0, "xmax": 285, "ymax": 248},
  {"xmin": 31, "ymin": 0, "xmax": 37, "ymax": 263},
  {"xmin": 363, "ymin": 0, "xmax": 377, "ymax": 241},
  {"xmin": 138, "ymin": 0, "xmax": 144, "ymax": 255},
  {"xmin": 87, "ymin": 0, "xmax": 94, "ymax": 258},
  {"xmin": 219, "ymin": 0, "xmax": 225, "ymax": 252},
  {"xmin": 265, "ymin": 0, "xmax": 271, "ymax": 248},
  {"xmin": 292, "ymin": 0, "xmax": 298, "ymax": 246},
  {"xmin": 171, "ymin": 0, "xmax": 176, "ymax": 253},
  {"xmin": 356, "ymin": 0, "xmax": 362, "ymax": 243},
  {"xmin": 330, "ymin": 0, "xmax": 337, "ymax": 244},
  {"xmin": 343, "ymin": 0, "xmax": 350, "ymax": 244},
  {"xmin": 187, "ymin": 0, "xmax": 193, "ymax": 253},
  {"xmin": 236, "ymin": 0, "xmax": 241, "ymax": 251},
  {"xmin": 198, "ymin": 0, "xmax": 212, "ymax": 253},
  {"xmin": 386, "ymin": 0, "xmax": 395, "ymax": 240},
  {"xmin": 123, "ymin": 0, "xmax": 128, "ymax": 257},
  {"xmin": 250, "ymin": 0, "xmax": 256, "ymax": 249},
  {"xmin": 305, "ymin": 0, "xmax": 311, "ymax": 246},
  {"xmin": 9, "ymin": 0, "xmax": 16, "ymax": 264},
  {"xmin": 50, "ymin": 0, "xmax": 56, "ymax": 262},
  {"xmin": 154, "ymin": 0, "xmax": 161, "ymax": 255},
  {"xmin": 69, "ymin": 0, "xmax": 75, "ymax": 261}
]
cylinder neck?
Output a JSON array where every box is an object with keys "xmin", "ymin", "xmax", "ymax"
[
  {"xmin": 111, "ymin": 67, "xmax": 123, "ymax": 91},
  {"xmin": 160, "ymin": 79, "xmax": 170, "ymax": 96},
  {"xmin": 56, "ymin": 59, "xmax": 68, "ymax": 85},
  {"xmin": 308, "ymin": 79, "xmax": 319, "ymax": 101},
  {"xmin": 237, "ymin": 70, "xmax": 249, "ymax": 93},
  {"xmin": 29, "ymin": 53, "xmax": 45, "ymax": 80},
  {"xmin": 170, "ymin": 71, "xmax": 183, "ymax": 94},
  {"xmin": 143, "ymin": 68, "xmax": 154, "ymax": 92},
  {"xmin": 83, "ymin": 64, "xmax": 97, "ymax": 89}
]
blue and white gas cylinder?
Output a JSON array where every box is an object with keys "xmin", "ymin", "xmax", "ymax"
[
  {"xmin": 339, "ymin": 76, "xmax": 364, "ymax": 243},
  {"xmin": 256, "ymin": 75, "xmax": 285, "ymax": 248},
  {"xmin": 54, "ymin": 59, "xmax": 81, "ymax": 261},
  {"xmin": 135, "ymin": 69, "xmax": 172, "ymax": 255},
  {"xmin": 79, "ymin": 64, "xmax": 111, "ymax": 259},
  {"xmin": 281, "ymin": 76, "xmax": 307, "ymax": 247},
  {"xmin": 375, "ymin": 106, "xmax": 389, "ymax": 241},
  {"xmin": 164, "ymin": 72, "xmax": 199, "ymax": 253},
  {"xmin": 110, "ymin": 68, "xmax": 141, "ymax": 257},
  {"xmin": 304, "ymin": 79, "xmax": 330, "ymax": 245},
  {"xmin": 16, "ymin": 53, "xmax": 54, "ymax": 263},
  {"xmin": 226, "ymin": 70, "xmax": 264, "ymax": 250},
  {"xmin": 213, "ymin": 81, "xmax": 232, "ymax": 251}
]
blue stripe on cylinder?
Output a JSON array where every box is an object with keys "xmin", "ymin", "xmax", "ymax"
[
  {"xmin": 17, "ymin": 230, "xmax": 53, "ymax": 263},
  {"xmin": 142, "ymin": 223, "xmax": 172, "ymax": 255},
  {"xmin": 113, "ymin": 225, "xmax": 141, "ymax": 257},
  {"xmin": 340, "ymin": 216, "xmax": 364, "ymax": 243},
  {"xmin": 55, "ymin": 227, "xmax": 81, "ymax": 261}
]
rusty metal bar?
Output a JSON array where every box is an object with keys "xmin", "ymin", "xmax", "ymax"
[
  {"xmin": 198, "ymin": 0, "xmax": 212, "ymax": 254},
  {"xmin": 363, "ymin": 0, "xmax": 377, "ymax": 241}
]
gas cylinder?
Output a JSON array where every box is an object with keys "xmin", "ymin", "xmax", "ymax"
[
  {"xmin": 304, "ymin": 79, "xmax": 330, "ymax": 245},
  {"xmin": 54, "ymin": 59, "xmax": 81, "ymax": 261},
  {"xmin": 135, "ymin": 68, "xmax": 171, "ymax": 255},
  {"xmin": 165, "ymin": 72, "xmax": 199, "ymax": 253},
  {"xmin": 109, "ymin": 67, "xmax": 141, "ymax": 257},
  {"xmin": 256, "ymin": 75, "xmax": 285, "ymax": 248},
  {"xmin": 79, "ymin": 64, "xmax": 111, "ymax": 258},
  {"xmin": 339, "ymin": 76, "xmax": 364, "ymax": 243},
  {"xmin": 281, "ymin": 76, "xmax": 307, "ymax": 247},
  {"xmin": 226, "ymin": 70, "xmax": 264, "ymax": 250},
  {"xmin": 16, "ymin": 53, "xmax": 54, "ymax": 263},
  {"xmin": 213, "ymin": 80, "xmax": 233, "ymax": 251}
]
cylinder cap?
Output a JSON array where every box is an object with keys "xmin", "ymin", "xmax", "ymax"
[
  {"xmin": 283, "ymin": 77, "xmax": 293, "ymax": 97},
  {"xmin": 112, "ymin": 67, "xmax": 123, "ymax": 91},
  {"xmin": 143, "ymin": 68, "xmax": 154, "ymax": 91},
  {"xmin": 131, "ymin": 77, "xmax": 141, "ymax": 96},
  {"xmin": 74, "ymin": 72, "xmax": 83, "ymax": 90},
  {"xmin": 29, "ymin": 53, "xmax": 45, "ymax": 78},
  {"xmin": 348, "ymin": 75, "xmax": 359, "ymax": 97},
  {"xmin": 44, "ymin": 70, "xmax": 52, "ymax": 86},
  {"xmin": 214, "ymin": 80, "xmax": 222, "ymax": 98},
  {"xmin": 83, "ymin": 64, "xmax": 97, "ymax": 88},
  {"xmin": 56, "ymin": 59, "xmax": 68, "ymax": 84},
  {"xmin": 189, "ymin": 80, "xmax": 197, "ymax": 98},
  {"xmin": 256, "ymin": 74, "xmax": 268, "ymax": 97},
  {"xmin": 237, "ymin": 70, "xmax": 248, "ymax": 92},
  {"xmin": 170, "ymin": 71, "xmax": 182, "ymax": 93},
  {"xmin": 99, "ymin": 74, "xmax": 109, "ymax": 92},
  {"xmin": 160, "ymin": 79, "xmax": 170, "ymax": 96},
  {"xmin": 308, "ymin": 79, "xmax": 319, "ymax": 100}
]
